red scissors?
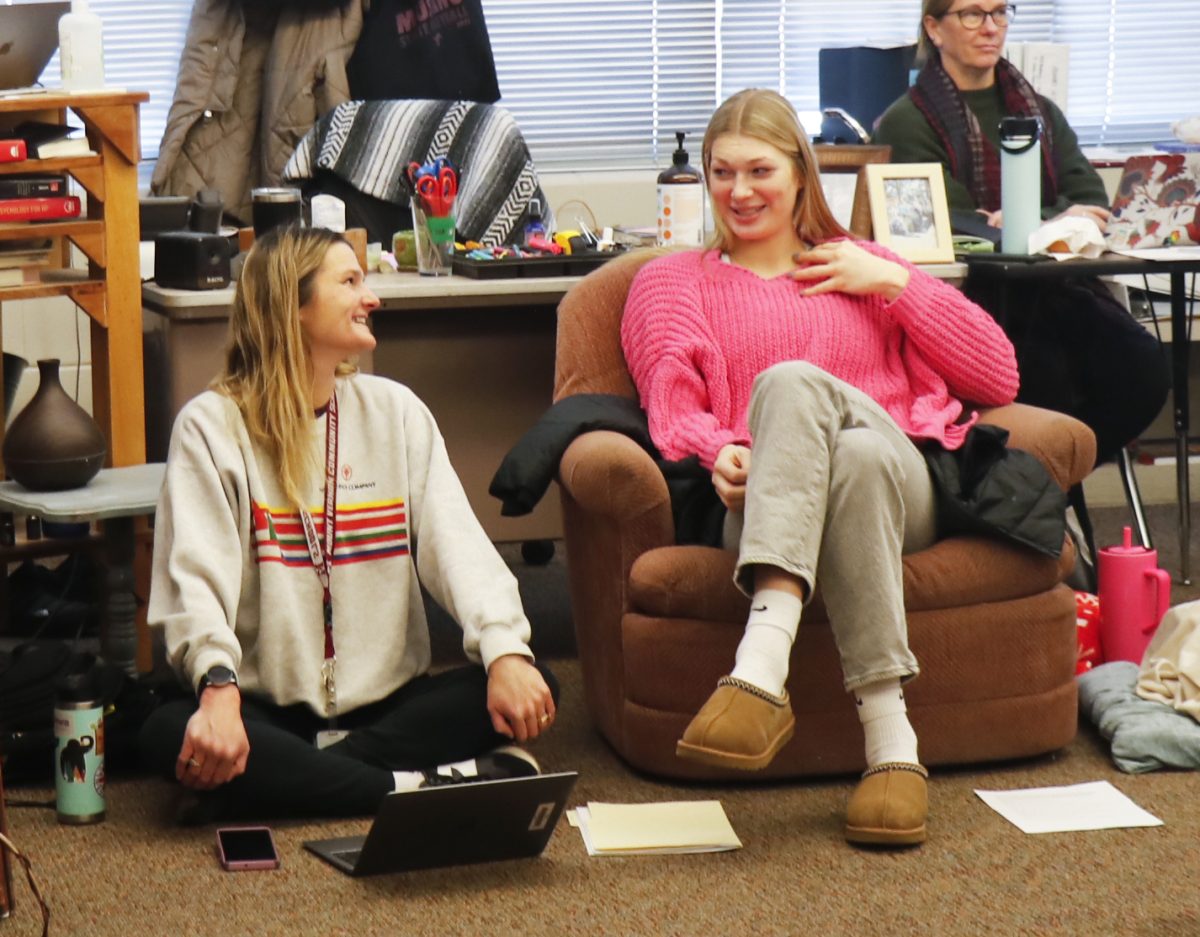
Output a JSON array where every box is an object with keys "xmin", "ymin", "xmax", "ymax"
[{"xmin": 415, "ymin": 163, "xmax": 458, "ymax": 217}]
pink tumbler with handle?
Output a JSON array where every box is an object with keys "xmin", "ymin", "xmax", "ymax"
[{"xmin": 1097, "ymin": 526, "xmax": 1172, "ymax": 663}]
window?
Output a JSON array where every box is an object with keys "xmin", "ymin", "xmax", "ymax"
[
  {"xmin": 1049, "ymin": 1, "xmax": 1200, "ymax": 146},
  {"xmin": 485, "ymin": 0, "xmax": 1199, "ymax": 167},
  {"xmin": 50, "ymin": 1, "xmax": 1200, "ymax": 172},
  {"xmin": 39, "ymin": 0, "xmax": 192, "ymax": 165}
]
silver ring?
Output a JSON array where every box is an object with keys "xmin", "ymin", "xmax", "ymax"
[
  {"xmin": 539, "ymin": 713, "xmax": 551, "ymax": 726},
  {"xmin": 186, "ymin": 757, "xmax": 201, "ymax": 769}
]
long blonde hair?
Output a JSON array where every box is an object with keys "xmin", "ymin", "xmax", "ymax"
[
  {"xmin": 213, "ymin": 224, "xmax": 354, "ymax": 509},
  {"xmin": 702, "ymin": 89, "xmax": 851, "ymax": 252}
]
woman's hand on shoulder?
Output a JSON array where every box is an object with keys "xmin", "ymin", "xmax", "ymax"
[
  {"xmin": 789, "ymin": 240, "xmax": 910, "ymax": 302},
  {"xmin": 486, "ymin": 654, "xmax": 556, "ymax": 742},
  {"xmin": 712, "ymin": 444, "xmax": 751, "ymax": 511}
]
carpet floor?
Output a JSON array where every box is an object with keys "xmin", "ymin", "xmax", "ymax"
[{"xmin": 4, "ymin": 518, "xmax": 1200, "ymax": 936}]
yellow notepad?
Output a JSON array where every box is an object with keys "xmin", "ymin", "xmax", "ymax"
[{"xmin": 570, "ymin": 801, "xmax": 742, "ymax": 855}]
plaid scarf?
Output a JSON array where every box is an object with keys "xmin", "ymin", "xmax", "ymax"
[{"xmin": 908, "ymin": 54, "xmax": 1058, "ymax": 212}]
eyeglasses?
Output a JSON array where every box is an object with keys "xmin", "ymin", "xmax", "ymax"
[{"xmin": 942, "ymin": 4, "xmax": 1016, "ymax": 28}]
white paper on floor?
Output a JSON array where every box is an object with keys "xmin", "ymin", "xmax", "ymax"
[{"xmin": 975, "ymin": 780, "xmax": 1164, "ymax": 834}]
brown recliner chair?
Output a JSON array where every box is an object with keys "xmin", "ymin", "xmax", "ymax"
[{"xmin": 554, "ymin": 248, "xmax": 1096, "ymax": 780}]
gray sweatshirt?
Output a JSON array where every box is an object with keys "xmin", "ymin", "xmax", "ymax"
[{"xmin": 149, "ymin": 373, "xmax": 534, "ymax": 716}]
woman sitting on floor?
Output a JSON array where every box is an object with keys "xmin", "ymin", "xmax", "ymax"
[{"xmin": 140, "ymin": 225, "xmax": 557, "ymax": 822}]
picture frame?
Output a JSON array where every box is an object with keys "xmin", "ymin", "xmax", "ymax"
[
  {"xmin": 865, "ymin": 162, "xmax": 955, "ymax": 263},
  {"xmin": 814, "ymin": 144, "xmax": 892, "ymax": 239}
]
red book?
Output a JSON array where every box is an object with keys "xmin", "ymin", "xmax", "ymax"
[
  {"xmin": 0, "ymin": 139, "xmax": 28, "ymax": 163},
  {"xmin": 0, "ymin": 195, "xmax": 82, "ymax": 222}
]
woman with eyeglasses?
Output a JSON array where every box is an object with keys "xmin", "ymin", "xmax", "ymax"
[{"xmin": 875, "ymin": 0, "xmax": 1168, "ymax": 483}]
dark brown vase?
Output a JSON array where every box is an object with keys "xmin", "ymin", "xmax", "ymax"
[{"xmin": 2, "ymin": 358, "xmax": 107, "ymax": 491}]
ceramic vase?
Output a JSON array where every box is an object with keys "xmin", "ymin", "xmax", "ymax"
[{"xmin": 2, "ymin": 359, "xmax": 106, "ymax": 490}]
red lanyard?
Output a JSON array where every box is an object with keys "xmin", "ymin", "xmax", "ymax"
[{"xmin": 298, "ymin": 392, "xmax": 339, "ymax": 715}]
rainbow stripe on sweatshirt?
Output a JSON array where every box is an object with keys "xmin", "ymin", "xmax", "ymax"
[{"xmin": 251, "ymin": 500, "xmax": 409, "ymax": 566}]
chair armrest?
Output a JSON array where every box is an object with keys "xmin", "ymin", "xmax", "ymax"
[
  {"xmin": 557, "ymin": 430, "xmax": 676, "ymax": 746},
  {"xmin": 977, "ymin": 403, "xmax": 1097, "ymax": 490},
  {"xmin": 558, "ymin": 430, "xmax": 675, "ymax": 536}
]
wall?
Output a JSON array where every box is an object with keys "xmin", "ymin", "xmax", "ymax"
[
  {"xmin": 3, "ymin": 295, "xmax": 92, "ymax": 427},
  {"xmin": 539, "ymin": 169, "xmax": 657, "ymax": 231}
]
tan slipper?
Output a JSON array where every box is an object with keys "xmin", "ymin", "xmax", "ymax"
[
  {"xmin": 844, "ymin": 762, "xmax": 928, "ymax": 846},
  {"xmin": 675, "ymin": 676, "xmax": 795, "ymax": 771}
]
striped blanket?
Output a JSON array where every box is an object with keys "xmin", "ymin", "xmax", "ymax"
[{"xmin": 283, "ymin": 99, "xmax": 552, "ymax": 247}]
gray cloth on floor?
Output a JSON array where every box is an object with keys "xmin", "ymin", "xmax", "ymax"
[{"xmin": 1078, "ymin": 661, "xmax": 1200, "ymax": 773}]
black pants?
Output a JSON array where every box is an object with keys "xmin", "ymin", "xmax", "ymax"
[
  {"xmin": 139, "ymin": 662, "xmax": 559, "ymax": 820},
  {"xmin": 966, "ymin": 276, "xmax": 1169, "ymax": 467}
]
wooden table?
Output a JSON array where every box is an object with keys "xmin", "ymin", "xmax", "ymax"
[{"xmin": 0, "ymin": 90, "xmax": 149, "ymax": 468}]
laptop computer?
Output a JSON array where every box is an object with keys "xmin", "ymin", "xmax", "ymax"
[
  {"xmin": 1106, "ymin": 153, "xmax": 1200, "ymax": 250},
  {"xmin": 0, "ymin": 2, "xmax": 71, "ymax": 93},
  {"xmin": 304, "ymin": 771, "xmax": 579, "ymax": 876}
]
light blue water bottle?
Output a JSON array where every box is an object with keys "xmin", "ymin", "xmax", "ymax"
[
  {"xmin": 999, "ymin": 116, "xmax": 1042, "ymax": 254},
  {"xmin": 54, "ymin": 666, "xmax": 106, "ymax": 825}
]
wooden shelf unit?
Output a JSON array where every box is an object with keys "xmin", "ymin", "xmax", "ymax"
[{"xmin": 0, "ymin": 91, "xmax": 149, "ymax": 468}]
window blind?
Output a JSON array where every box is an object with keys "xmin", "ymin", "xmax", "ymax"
[
  {"xmin": 42, "ymin": 1, "xmax": 1200, "ymax": 172},
  {"xmin": 39, "ymin": 0, "xmax": 192, "ymax": 164},
  {"xmin": 1049, "ymin": 1, "xmax": 1200, "ymax": 146}
]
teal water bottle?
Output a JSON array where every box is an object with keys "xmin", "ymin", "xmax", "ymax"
[
  {"xmin": 999, "ymin": 116, "xmax": 1042, "ymax": 254},
  {"xmin": 54, "ymin": 665, "xmax": 106, "ymax": 824}
]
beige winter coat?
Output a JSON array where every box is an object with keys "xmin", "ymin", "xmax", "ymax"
[{"xmin": 151, "ymin": 0, "xmax": 368, "ymax": 223}]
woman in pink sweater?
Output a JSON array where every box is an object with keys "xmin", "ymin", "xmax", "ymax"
[{"xmin": 621, "ymin": 89, "xmax": 1019, "ymax": 847}]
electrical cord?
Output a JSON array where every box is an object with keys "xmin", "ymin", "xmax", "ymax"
[
  {"xmin": 4, "ymin": 797, "xmax": 56, "ymax": 810},
  {"xmin": 0, "ymin": 828, "xmax": 51, "ymax": 936}
]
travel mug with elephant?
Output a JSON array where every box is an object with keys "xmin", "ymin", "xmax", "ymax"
[{"xmin": 54, "ymin": 671, "xmax": 105, "ymax": 824}]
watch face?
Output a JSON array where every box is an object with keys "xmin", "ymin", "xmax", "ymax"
[{"xmin": 205, "ymin": 666, "xmax": 236, "ymax": 687}]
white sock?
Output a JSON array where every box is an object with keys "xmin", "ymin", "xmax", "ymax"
[
  {"xmin": 729, "ymin": 588, "xmax": 802, "ymax": 697},
  {"xmin": 855, "ymin": 678, "xmax": 919, "ymax": 768},
  {"xmin": 392, "ymin": 770, "xmax": 424, "ymax": 792},
  {"xmin": 393, "ymin": 756, "xmax": 479, "ymax": 792}
]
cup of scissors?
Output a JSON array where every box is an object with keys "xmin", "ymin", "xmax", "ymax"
[{"xmin": 406, "ymin": 158, "xmax": 459, "ymax": 276}]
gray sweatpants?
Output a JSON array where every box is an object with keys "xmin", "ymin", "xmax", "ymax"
[{"xmin": 724, "ymin": 361, "xmax": 939, "ymax": 691}]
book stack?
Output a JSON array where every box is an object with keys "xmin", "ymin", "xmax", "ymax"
[{"xmin": 0, "ymin": 122, "xmax": 84, "ymax": 289}]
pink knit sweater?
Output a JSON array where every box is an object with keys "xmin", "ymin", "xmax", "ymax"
[{"xmin": 621, "ymin": 245, "xmax": 1019, "ymax": 469}]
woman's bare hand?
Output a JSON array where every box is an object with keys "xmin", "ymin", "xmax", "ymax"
[{"xmin": 713, "ymin": 444, "xmax": 751, "ymax": 511}]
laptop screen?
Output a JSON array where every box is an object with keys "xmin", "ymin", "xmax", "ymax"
[
  {"xmin": 0, "ymin": 2, "xmax": 71, "ymax": 91},
  {"xmin": 1107, "ymin": 153, "xmax": 1200, "ymax": 250}
]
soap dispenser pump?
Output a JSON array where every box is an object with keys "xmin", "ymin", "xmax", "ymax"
[{"xmin": 657, "ymin": 131, "xmax": 704, "ymax": 248}]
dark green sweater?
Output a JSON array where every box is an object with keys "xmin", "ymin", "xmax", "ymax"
[{"xmin": 873, "ymin": 85, "xmax": 1108, "ymax": 218}]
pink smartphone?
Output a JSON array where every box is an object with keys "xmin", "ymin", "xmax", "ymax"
[{"xmin": 215, "ymin": 826, "xmax": 280, "ymax": 871}]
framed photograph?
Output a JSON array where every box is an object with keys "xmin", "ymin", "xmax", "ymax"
[
  {"xmin": 814, "ymin": 144, "xmax": 892, "ymax": 239},
  {"xmin": 865, "ymin": 163, "xmax": 955, "ymax": 263}
]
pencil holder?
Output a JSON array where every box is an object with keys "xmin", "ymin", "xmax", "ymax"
[{"xmin": 412, "ymin": 204, "xmax": 455, "ymax": 276}]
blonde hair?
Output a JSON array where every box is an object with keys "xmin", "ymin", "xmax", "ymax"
[
  {"xmin": 701, "ymin": 89, "xmax": 851, "ymax": 251},
  {"xmin": 213, "ymin": 224, "xmax": 354, "ymax": 509},
  {"xmin": 917, "ymin": 0, "xmax": 955, "ymax": 63}
]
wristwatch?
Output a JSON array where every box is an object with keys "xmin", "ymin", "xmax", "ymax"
[{"xmin": 197, "ymin": 665, "xmax": 238, "ymax": 698}]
